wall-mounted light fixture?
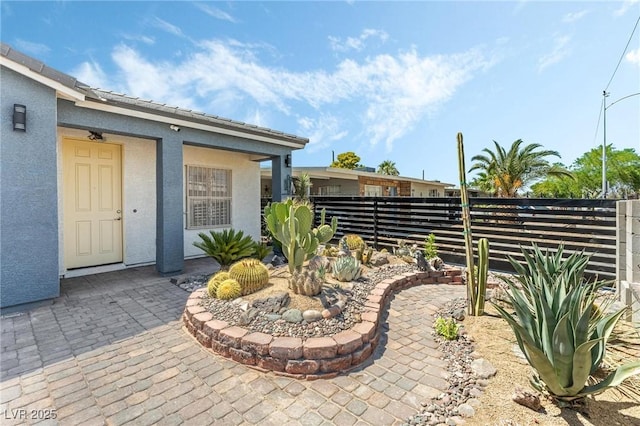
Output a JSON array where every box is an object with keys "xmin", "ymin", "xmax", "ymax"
[
  {"xmin": 88, "ymin": 131, "xmax": 104, "ymax": 141},
  {"xmin": 13, "ymin": 104, "xmax": 26, "ymax": 131},
  {"xmin": 170, "ymin": 124, "xmax": 181, "ymax": 132},
  {"xmin": 284, "ymin": 154, "xmax": 292, "ymax": 168}
]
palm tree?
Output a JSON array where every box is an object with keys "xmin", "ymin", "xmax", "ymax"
[
  {"xmin": 377, "ymin": 160, "xmax": 400, "ymax": 176},
  {"xmin": 469, "ymin": 140, "xmax": 572, "ymax": 197}
]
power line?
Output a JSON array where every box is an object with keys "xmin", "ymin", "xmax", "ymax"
[
  {"xmin": 604, "ymin": 14, "xmax": 640, "ymax": 91},
  {"xmin": 592, "ymin": 98, "xmax": 603, "ymax": 146}
]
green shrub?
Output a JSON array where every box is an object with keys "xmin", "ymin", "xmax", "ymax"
[
  {"xmin": 423, "ymin": 233, "xmax": 438, "ymax": 260},
  {"xmin": 494, "ymin": 244, "xmax": 640, "ymax": 402},
  {"xmin": 193, "ymin": 229, "xmax": 255, "ymax": 270},
  {"xmin": 434, "ymin": 317, "xmax": 459, "ymax": 340},
  {"xmin": 251, "ymin": 242, "xmax": 272, "ymax": 261}
]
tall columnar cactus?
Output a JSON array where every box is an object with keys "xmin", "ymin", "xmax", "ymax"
[
  {"xmin": 229, "ymin": 258, "xmax": 270, "ymax": 295},
  {"xmin": 457, "ymin": 132, "xmax": 484, "ymax": 316},
  {"xmin": 475, "ymin": 238, "xmax": 489, "ymax": 315},
  {"xmin": 264, "ymin": 200, "xmax": 337, "ymax": 274}
]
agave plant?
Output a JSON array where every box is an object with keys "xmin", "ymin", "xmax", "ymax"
[
  {"xmin": 193, "ymin": 229, "xmax": 255, "ymax": 270},
  {"xmin": 494, "ymin": 244, "xmax": 640, "ymax": 402}
]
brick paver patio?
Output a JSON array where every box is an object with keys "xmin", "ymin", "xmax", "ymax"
[{"xmin": 0, "ymin": 259, "xmax": 465, "ymax": 425}]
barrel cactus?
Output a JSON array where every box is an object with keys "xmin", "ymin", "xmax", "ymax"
[
  {"xmin": 332, "ymin": 256, "xmax": 362, "ymax": 282},
  {"xmin": 216, "ymin": 279, "xmax": 242, "ymax": 300},
  {"xmin": 207, "ymin": 271, "xmax": 231, "ymax": 298},
  {"xmin": 229, "ymin": 258, "xmax": 270, "ymax": 295},
  {"xmin": 341, "ymin": 234, "xmax": 365, "ymax": 251},
  {"xmin": 289, "ymin": 270, "xmax": 323, "ymax": 296}
]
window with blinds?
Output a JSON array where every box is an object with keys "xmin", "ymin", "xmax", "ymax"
[{"xmin": 186, "ymin": 166, "xmax": 232, "ymax": 228}]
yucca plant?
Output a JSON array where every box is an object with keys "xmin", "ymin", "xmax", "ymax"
[
  {"xmin": 494, "ymin": 244, "xmax": 640, "ymax": 403},
  {"xmin": 193, "ymin": 229, "xmax": 255, "ymax": 270}
]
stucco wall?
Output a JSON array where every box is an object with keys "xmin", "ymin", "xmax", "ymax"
[
  {"xmin": 183, "ymin": 145, "xmax": 261, "ymax": 258},
  {"xmin": 1, "ymin": 67, "xmax": 60, "ymax": 308}
]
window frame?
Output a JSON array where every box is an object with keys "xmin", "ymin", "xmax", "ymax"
[{"xmin": 185, "ymin": 165, "xmax": 232, "ymax": 229}]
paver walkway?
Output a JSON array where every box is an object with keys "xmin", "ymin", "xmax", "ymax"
[{"xmin": 1, "ymin": 260, "xmax": 465, "ymax": 425}]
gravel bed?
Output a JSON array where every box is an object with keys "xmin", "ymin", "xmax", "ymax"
[
  {"xmin": 192, "ymin": 263, "xmax": 417, "ymax": 340},
  {"xmin": 405, "ymin": 297, "xmax": 491, "ymax": 426}
]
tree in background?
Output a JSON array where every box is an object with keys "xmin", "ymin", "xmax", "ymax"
[
  {"xmin": 330, "ymin": 151, "xmax": 362, "ymax": 169},
  {"xmin": 293, "ymin": 172, "xmax": 313, "ymax": 200},
  {"xmin": 469, "ymin": 139, "xmax": 572, "ymax": 197},
  {"xmin": 377, "ymin": 160, "xmax": 400, "ymax": 176},
  {"xmin": 532, "ymin": 145, "xmax": 640, "ymax": 198}
]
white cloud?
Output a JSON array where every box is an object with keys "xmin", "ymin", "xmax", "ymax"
[
  {"xmin": 152, "ymin": 17, "xmax": 186, "ymax": 38},
  {"xmin": 195, "ymin": 3, "xmax": 237, "ymax": 23},
  {"xmin": 298, "ymin": 115, "xmax": 348, "ymax": 151},
  {"xmin": 329, "ymin": 29, "xmax": 389, "ymax": 52},
  {"xmin": 626, "ymin": 48, "xmax": 640, "ymax": 66},
  {"xmin": 614, "ymin": 0, "xmax": 639, "ymax": 17},
  {"xmin": 93, "ymin": 39, "xmax": 491, "ymax": 150},
  {"xmin": 72, "ymin": 61, "xmax": 109, "ymax": 89},
  {"xmin": 121, "ymin": 33, "xmax": 155, "ymax": 45},
  {"xmin": 562, "ymin": 10, "xmax": 589, "ymax": 23},
  {"xmin": 14, "ymin": 39, "xmax": 50, "ymax": 56},
  {"xmin": 538, "ymin": 35, "xmax": 571, "ymax": 72}
]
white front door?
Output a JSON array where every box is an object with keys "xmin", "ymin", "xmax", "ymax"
[{"xmin": 63, "ymin": 138, "xmax": 123, "ymax": 269}]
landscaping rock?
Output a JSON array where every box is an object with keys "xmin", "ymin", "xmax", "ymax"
[
  {"xmin": 370, "ymin": 251, "xmax": 390, "ymax": 266},
  {"xmin": 512, "ymin": 386, "xmax": 542, "ymax": 411},
  {"xmin": 470, "ymin": 358, "xmax": 497, "ymax": 379},
  {"xmin": 302, "ymin": 310, "xmax": 323, "ymax": 322},
  {"xmin": 282, "ymin": 309, "xmax": 303, "ymax": 323}
]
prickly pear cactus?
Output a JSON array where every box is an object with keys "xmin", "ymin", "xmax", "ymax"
[
  {"xmin": 216, "ymin": 279, "xmax": 242, "ymax": 300},
  {"xmin": 289, "ymin": 269, "xmax": 323, "ymax": 296},
  {"xmin": 229, "ymin": 258, "xmax": 270, "ymax": 295},
  {"xmin": 207, "ymin": 271, "xmax": 231, "ymax": 298}
]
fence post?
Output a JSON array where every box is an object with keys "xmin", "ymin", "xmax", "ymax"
[{"xmin": 373, "ymin": 198, "xmax": 379, "ymax": 250}]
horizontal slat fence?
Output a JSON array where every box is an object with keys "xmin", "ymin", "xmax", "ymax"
[{"xmin": 308, "ymin": 196, "xmax": 618, "ymax": 280}]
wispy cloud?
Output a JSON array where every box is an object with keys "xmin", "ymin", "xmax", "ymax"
[
  {"xmin": 72, "ymin": 60, "xmax": 109, "ymax": 89},
  {"xmin": 538, "ymin": 35, "xmax": 571, "ymax": 72},
  {"xmin": 614, "ymin": 0, "xmax": 639, "ymax": 17},
  {"xmin": 152, "ymin": 17, "xmax": 186, "ymax": 38},
  {"xmin": 195, "ymin": 3, "xmax": 237, "ymax": 23},
  {"xmin": 75, "ymin": 39, "xmax": 492, "ymax": 150},
  {"xmin": 562, "ymin": 10, "xmax": 589, "ymax": 23},
  {"xmin": 626, "ymin": 48, "xmax": 640, "ymax": 66},
  {"xmin": 120, "ymin": 33, "xmax": 155, "ymax": 45},
  {"xmin": 329, "ymin": 29, "xmax": 388, "ymax": 52},
  {"xmin": 14, "ymin": 39, "xmax": 50, "ymax": 56}
]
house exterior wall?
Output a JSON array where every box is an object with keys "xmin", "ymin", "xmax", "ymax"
[
  {"xmin": 312, "ymin": 178, "xmax": 359, "ymax": 195},
  {"xmin": 358, "ymin": 176, "xmax": 411, "ymax": 196},
  {"xmin": 183, "ymin": 145, "xmax": 261, "ymax": 258},
  {"xmin": 1, "ymin": 67, "xmax": 60, "ymax": 308},
  {"xmin": 411, "ymin": 182, "xmax": 444, "ymax": 197}
]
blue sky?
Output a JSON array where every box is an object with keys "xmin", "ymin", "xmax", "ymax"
[{"xmin": 2, "ymin": 1, "xmax": 639, "ymax": 186}]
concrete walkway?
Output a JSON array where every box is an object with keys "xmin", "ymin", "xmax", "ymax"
[{"xmin": 0, "ymin": 259, "xmax": 465, "ymax": 425}]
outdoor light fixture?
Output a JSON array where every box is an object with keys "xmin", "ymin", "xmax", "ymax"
[
  {"xmin": 170, "ymin": 124, "xmax": 181, "ymax": 132},
  {"xmin": 285, "ymin": 154, "xmax": 292, "ymax": 168},
  {"xmin": 13, "ymin": 104, "xmax": 26, "ymax": 131},
  {"xmin": 88, "ymin": 131, "xmax": 104, "ymax": 141}
]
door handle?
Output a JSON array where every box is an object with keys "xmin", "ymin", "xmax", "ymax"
[{"xmin": 114, "ymin": 217, "xmax": 122, "ymax": 221}]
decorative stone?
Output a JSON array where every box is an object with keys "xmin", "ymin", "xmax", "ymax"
[
  {"xmin": 452, "ymin": 309, "xmax": 465, "ymax": 321},
  {"xmin": 285, "ymin": 359, "xmax": 320, "ymax": 375},
  {"xmin": 241, "ymin": 332, "xmax": 273, "ymax": 356},
  {"xmin": 265, "ymin": 314, "xmax": 281, "ymax": 322},
  {"xmin": 457, "ymin": 403, "xmax": 475, "ymax": 418},
  {"xmin": 202, "ymin": 319, "xmax": 229, "ymax": 340},
  {"xmin": 282, "ymin": 309, "xmax": 303, "ymax": 323},
  {"xmin": 303, "ymin": 337, "xmax": 338, "ymax": 359},
  {"xmin": 351, "ymin": 342, "xmax": 373, "ymax": 365},
  {"xmin": 470, "ymin": 358, "xmax": 497, "ymax": 379},
  {"xmin": 320, "ymin": 354, "xmax": 352, "ymax": 373},
  {"xmin": 302, "ymin": 310, "xmax": 323, "ymax": 322},
  {"xmin": 256, "ymin": 356, "xmax": 287, "ymax": 372},
  {"xmin": 512, "ymin": 386, "xmax": 542, "ymax": 411},
  {"xmin": 269, "ymin": 337, "xmax": 303, "ymax": 360},
  {"xmin": 229, "ymin": 347, "xmax": 256, "ymax": 365},
  {"xmin": 218, "ymin": 326, "xmax": 249, "ymax": 349},
  {"xmin": 352, "ymin": 321, "xmax": 376, "ymax": 343},
  {"xmin": 332, "ymin": 330, "xmax": 362, "ymax": 355}
]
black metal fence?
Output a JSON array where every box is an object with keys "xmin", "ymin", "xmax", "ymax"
[{"xmin": 306, "ymin": 196, "xmax": 618, "ymax": 280}]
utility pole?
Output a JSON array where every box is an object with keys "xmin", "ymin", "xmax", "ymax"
[{"xmin": 602, "ymin": 91, "xmax": 609, "ymax": 199}]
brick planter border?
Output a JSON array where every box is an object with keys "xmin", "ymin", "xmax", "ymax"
[{"xmin": 183, "ymin": 266, "xmax": 464, "ymax": 379}]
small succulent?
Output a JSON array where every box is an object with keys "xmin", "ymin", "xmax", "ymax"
[{"xmin": 332, "ymin": 256, "xmax": 362, "ymax": 282}]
